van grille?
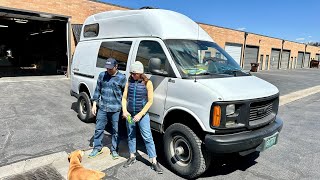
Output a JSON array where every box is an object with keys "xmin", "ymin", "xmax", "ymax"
[{"xmin": 249, "ymin": 98, "xmax": 275, "ymax": 126}]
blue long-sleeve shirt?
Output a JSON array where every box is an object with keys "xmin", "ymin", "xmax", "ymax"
[{"xmin": 92, "ymin": 71, "xmax": 126, "ymax": 112}]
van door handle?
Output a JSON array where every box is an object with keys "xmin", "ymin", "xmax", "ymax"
[{"xmin": 168, "ymin": 78, "xmax": 175, "ymax": 83}]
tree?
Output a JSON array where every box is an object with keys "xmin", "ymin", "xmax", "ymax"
[{"xmin": 307, "ymin": 42, "xmax": 320, "ymax": 47}]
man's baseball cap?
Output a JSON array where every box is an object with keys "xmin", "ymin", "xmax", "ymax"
[{"xmin": 104, "ymin": 58, "xmax": 118, "ymax": 69}]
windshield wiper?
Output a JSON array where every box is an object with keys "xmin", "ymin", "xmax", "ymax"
[
  {"xmin": 195, "ymin": 72, "xmax": 227, "ymax": 76},
  {"xmin": 223, "ymin": 69, "xmax": 248, "ymax": 77}
]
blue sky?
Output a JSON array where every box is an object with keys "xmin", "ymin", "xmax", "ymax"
[{"xmin": 100, "ymin": 0, "xmax": 319, "ymax": 43}]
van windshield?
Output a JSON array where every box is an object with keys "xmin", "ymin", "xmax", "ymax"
[{"xmin": 165, "ymin": 39, "xmax": 249, "ymax": 77}]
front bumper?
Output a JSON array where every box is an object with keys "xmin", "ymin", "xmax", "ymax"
[{"xmin": 205, "ymin": 117, "xmax": 283, "ymax": 153}]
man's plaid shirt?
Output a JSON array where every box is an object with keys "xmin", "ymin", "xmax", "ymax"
[{"xmin": 92, "ymin": 71, "xmax": 126, "ymax": 112}]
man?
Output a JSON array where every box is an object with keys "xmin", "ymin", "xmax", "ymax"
[{"xmin": 89, "ymin": 58, "xmax": 126, "ymax": 159}]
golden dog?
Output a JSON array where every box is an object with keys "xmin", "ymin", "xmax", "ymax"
[{"xmin": 68, "ymin": 150, "xmax": 106, "ymax": 180}]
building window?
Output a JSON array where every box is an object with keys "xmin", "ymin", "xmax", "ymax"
[
  {"xmin": 97, "ymin": 41, "xmax": 132, "ymax": 70},
  {"xmin": 83, "ymin": 23, "xmax": 99, "ymax": 37}
]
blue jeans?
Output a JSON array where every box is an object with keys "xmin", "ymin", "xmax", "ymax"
[
  {"xmin": 126, "ymin": 113, "xmax": 157, "ymax": 158},
  {"xmin": 93, "ymin": 110, "xmax": 120, "ymax": 152}
]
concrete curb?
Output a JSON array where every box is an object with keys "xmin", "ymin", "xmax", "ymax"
[
  {"xmin": 0, "ymin": 147, "xmax": 129, "ymax": 179},
  {"xmin": 0, "ymin": 138, "xmax": 144, "ymax": 179},
  {"xmin": 0, "ymin": 151, "xmax": 67, "ymax": 179}
]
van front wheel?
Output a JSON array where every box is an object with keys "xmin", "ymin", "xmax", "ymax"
[
  {"xmin": 77, "ymin": 92, "xmax": 94, "ymax": 123},
  {"xmin": 163, "ymin": 123, "xmax": 211, "ymax": 179}
]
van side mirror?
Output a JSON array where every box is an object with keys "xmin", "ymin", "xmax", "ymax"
[{"xmin": 148, "ymin": 58, "xmax": 168, "ymax": 76}]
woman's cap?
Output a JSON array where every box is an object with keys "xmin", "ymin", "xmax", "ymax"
[{"xmin": 130, "ymin": 61, "xmax": 144, "ymax": 73}]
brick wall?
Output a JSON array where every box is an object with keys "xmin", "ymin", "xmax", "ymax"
[
  {"xmin": 307, "ymin": 45, "xmax": 320, "ymax": 60},
  {"xmin": 0, "ymin": 0, "xmax": 128, "ymax": 23},
  {"xmin": 200, "ymin": 24, "xmax": 244, "ymax": 48},
  {"xmin": 202, "ymin": 24, "xmax": 320, "ymax": 70},
  {"xmin": 0, "ymin": 0, "xmax": 319, "ymax": 70},
  {"xmin": 0, "ymin": 0, "xmax": 128, "ymax": 53}
]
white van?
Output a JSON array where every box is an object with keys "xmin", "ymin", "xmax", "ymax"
[{"xmin": 70, "ymin": 9, "xmax": 283, "ymax": 178}]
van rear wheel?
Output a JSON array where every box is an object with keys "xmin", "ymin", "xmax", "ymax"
[
  {"xmin": 163, "ymin": 123, "xmax": 211, "ymax": 179},
  {"xmin": 77, "ymin": 92, "xmax": 94, "ymax": 123}
]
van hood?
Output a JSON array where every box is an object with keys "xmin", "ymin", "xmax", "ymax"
[{"xmin": 197, "ymin": 76, "xmax": 279, "ymax": 101}]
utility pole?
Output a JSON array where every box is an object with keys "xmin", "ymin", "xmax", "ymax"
[
  {"xmin": 241, "ymin": 32, "xmax": 248, "ymax": 69},
  {"xmin": 279, "ymin": 40, "xmax": 285, "ymax": 69}
]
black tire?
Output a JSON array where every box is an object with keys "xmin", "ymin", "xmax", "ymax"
[
  {"xmin": 77, "ymin": 92, "xmax": 94, "ymax": 123},
  {"xmin": 163, "ymin": 123, "xmax": 211, "ymax": 179}
]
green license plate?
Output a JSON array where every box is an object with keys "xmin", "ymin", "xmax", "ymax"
[{"xmin": 257, "ymin": 132, "xmax": 279, "ymax": 151}]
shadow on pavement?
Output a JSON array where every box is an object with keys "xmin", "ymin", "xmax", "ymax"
[
  {"xmin": 151, "ymin": 132, "xmax": 259, "ymax": 179},
  {"xmin": 71, "ymin": 102, "xmax": 77, "ymax": 113},
  {"xmin": 201, "ymin": 152, "xmax": 259, "ymax": 178},
  {"xmin": 85, "ymin": 118, "xmax": 259, "ymax": 179},
  {"xmin": 88, "ymin": 118, "xmax": 128, "ymax": 148}
]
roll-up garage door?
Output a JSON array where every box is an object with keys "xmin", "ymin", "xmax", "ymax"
[
  {"xmin": 0, "ymin": 8, "xmax": 69, "ymax": 77},
  {"xmin": 304, "ymin": 53, "xmax": 310, "ymax": 68},
  {"xmin": 280, "ymin": 50, "xmax": 290, "ymax": 69},
  {"xmin": 296, "ymin": 52, "xmax": 304, "ymax": 68},
  {"xmin": 225, "ymin": 43, "xmax": 242, "ymax": 65},
  {"xmin": 270, "ymin": 49, "xmax": 280, "ymax": 69},
  {"xmin": 243, "ymin": 46, "xmax": 259, "ymax": 70}
]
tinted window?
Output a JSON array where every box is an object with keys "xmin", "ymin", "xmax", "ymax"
[
  {"xmin": 97, "ymin": 41, "xmax": 132, "ymax": 70},
  {"xmin": 83, "ymin": 23, "xmax": 99, "ymax": 37},
  {"xmin": 136, "ymin": 41, "xmax": 169, "ymax": 74}
]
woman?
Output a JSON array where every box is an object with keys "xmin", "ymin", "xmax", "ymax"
[{"xmin": 122, "ymin": 61, "xmax": 163, "ymax": 174}]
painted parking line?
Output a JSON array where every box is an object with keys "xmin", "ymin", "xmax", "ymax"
[{"xmin": 279, "ymin": 85, "xmax": 320, "ymax": 106}]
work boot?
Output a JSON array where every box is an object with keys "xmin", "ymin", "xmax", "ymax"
[
  {"xmin": 151, "ymin": 162, "xmax": 163, "ymax": 174},
  {"xmin": 123, "ymin": 157, "xmax": 136, "ymax": 168}
]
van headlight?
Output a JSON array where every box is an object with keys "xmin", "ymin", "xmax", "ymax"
[{"xmin": 226, "ymin": 104, "xmax": 235, "ymax": 115}]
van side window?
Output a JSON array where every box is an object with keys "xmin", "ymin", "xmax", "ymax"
[
  {"xmin": 97, "ymin": 41, "xmax": 132, "ymax": 70},
  {"xmin": 83, "ymin": 23, "xmax": 99, "ymax": 37},
  {"xmin": 136, "ymin": 40, "xmax": 173, "ymax": 76}
]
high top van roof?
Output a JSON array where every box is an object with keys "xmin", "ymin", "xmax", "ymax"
[{"xmin": 80, "ymin": 9, "xmax": 213, "ymax": 42}]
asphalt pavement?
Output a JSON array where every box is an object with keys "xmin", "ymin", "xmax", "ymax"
[
  {"xmin": 0, "ymin": 68, "xmax": 319, "ymax": 179},
  {"xmin": 253, "ymin": 68, "xmax": 320, "ymax": 95}
]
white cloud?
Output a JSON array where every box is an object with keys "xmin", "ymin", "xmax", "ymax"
[
  {"xmin": 236, "ymin": 27, "xmax": 246, "ymax": 31},
  {"xmin": 296, "ymin": 37, "xmax": 305, "ymax": 41}
]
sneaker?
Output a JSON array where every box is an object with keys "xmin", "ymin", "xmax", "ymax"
[
  {"xmin": 123, "ymin": 157, "xmax": 136, "ymax": 168},
  {"xmin": 111, "ymin": 151, "xmax": 119, "ymax": 160},
  {"xmin": 88, "ymin": 149, "xmax": 103, "ymax": 158},
  {"xmin": 151, "ymin": 162, "xmax": 163, "ymax": 174}
]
